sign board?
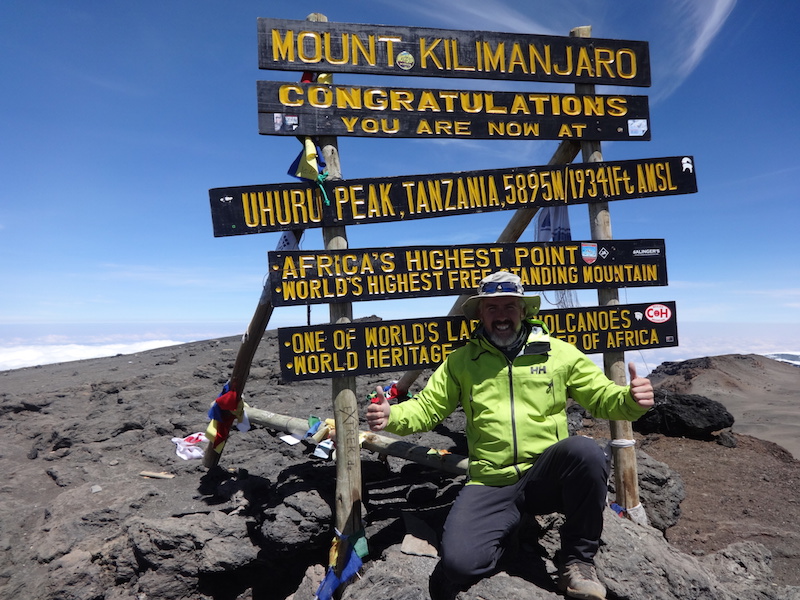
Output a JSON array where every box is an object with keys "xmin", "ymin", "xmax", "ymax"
[
  {"xmin": 268, "ymin": 239, "xmax": 667, "ymax": 306},
  {"xmin": 258, "ymin": 81, "xmax": 650, "ymax": 141},
  {"xmin": 277, "ymin": 301, "xmax": 678, "ymax": 380},
  {"xmin": 210, "ymin": 155, "xmax": 696, "ymax": 236},
  {"xmin": 257, "ymin": 18, "xmax": 651, "ymax": 87}
]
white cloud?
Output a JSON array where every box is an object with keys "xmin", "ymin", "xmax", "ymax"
[
  {"xmin": 387, "ymin": 0, "xmax": 737, "ymax": 103},
  {"xmin": 628, "ymin": 321, "xmax": 800, "ymax": 376},
  {"xmin": 385, "ymin": 0, "xmax": 559, "ymax": 36},
  {"xmin": 738, "ymin": 288, "xmax": 800, "ymax": 298},
  {"xmin": 0, "ymin": 340, "xmax": 183, "ymax": 372},
  {"xmin": 91, "ymin": 263, "xmax": 265, "ymax": 290},
  {"xmin": 675, "ymin": 0, "xmax": 737, "ymax": 75},
  {"xmin": 650, "ymin": 0, "xmax": 737, "ymax": 100}
]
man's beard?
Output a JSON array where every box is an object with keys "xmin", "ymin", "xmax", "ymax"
[{"xmin": 486, "ymin": 321, "xmax": 523, "ymax": 348}]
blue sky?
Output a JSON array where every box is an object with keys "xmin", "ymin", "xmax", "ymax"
[{"xmin": 1, "ymin": 0, "xmax": 799, "ymax": 372}]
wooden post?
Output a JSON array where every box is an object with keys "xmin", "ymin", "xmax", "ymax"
[
  {"xmin": 203, "ymin": 258, "xmax": 282, "ymax": 469},
  {"xmin": 393, "ymin": 139, "xmax": 581, "ymax": 396},
  {"xmin": 207, "ymin": 14, "xmax": 364, "ymax": 555},
  {"xmin": 309, "ymin": 12, "xmax": 364, "ymax": 580},
  {"xmin": 571, "ymin": 25, "xmax": 645, "ymax": 524}
]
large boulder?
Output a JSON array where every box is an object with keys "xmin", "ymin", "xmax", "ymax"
[
  {"xmin": 633, "ymin": 389, "xmax": 734, "ymax": 439},
  {"xmin": 336, "ymin": 509, "xmax": 800, "ymax": 600}
]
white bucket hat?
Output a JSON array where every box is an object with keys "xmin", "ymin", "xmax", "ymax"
[{"xmin": 461, "ymin": 271, "xmax": 541, "ymax": 320}]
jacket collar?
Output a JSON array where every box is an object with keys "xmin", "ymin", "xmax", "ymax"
[
  {"xmin": 521, "ymin": 320, "xmax": 551, "ymax": 355},
  {"xmin": 472, "ymin": 319, "xmax": 551, "ymax": 357}
]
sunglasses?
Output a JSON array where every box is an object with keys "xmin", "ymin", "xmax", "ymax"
[{"xmin": 480, "ymin": 281, "xmax": 523, "ymax": 294}]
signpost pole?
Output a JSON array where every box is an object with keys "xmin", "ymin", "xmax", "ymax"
[
  {"xmin": 393, "ymin": 139, "xmax": 581, "ymax": 396},
  {"xmin": 309, "ymin": 12, "xmax": 365, "ymax": 584},
  {"xmin": 202, "ymin": 241, "xmax": 297, "ymax": 469},
  {"xmin": 571, "ymin": 25, "xmax": 645, "ymax": 524}
]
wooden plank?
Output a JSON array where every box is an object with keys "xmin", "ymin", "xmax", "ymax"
[
  {"xmin": 257, "ymin": 18, "xmax": 651, "ymax": 87},
  {"xmin": 257, "ymin": 80, "xmax": 650, "ymax": 141},
  {"xmin": 209, "ymin": 155, "xmax": 696, "ymax": 236},
  {"xmin": 268, "ymin": 239, "xmax": 668, "ymax": 306},
  {"xmin": 242, "ymin": 404, "xmax": 470, "ymax": 475},
  {"xmin": 276, "ymin": 301, "xmax": 678, "ymax": 381}
]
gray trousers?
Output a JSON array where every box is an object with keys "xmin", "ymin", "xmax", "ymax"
[{"xmin": 438, "ymin": 435, "xmax": 610, "ymax": 586}]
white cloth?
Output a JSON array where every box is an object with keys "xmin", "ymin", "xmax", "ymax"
[{"xmin": 171, "ymin": 432, "xmax": 208, "ymax": 460}]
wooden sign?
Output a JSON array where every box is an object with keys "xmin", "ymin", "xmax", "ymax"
[
  {"xmin": 277, "ymin": 301, "xmax": 678, "ymax": 380},
  {"xmin": 268, "ymin": 239, "xmax": 667, "ymax": 306},
  {"xmin": 257, "ymin": 18, "xmax": 651, "ymax": 87},
  {"xmin": 210, "ymin": 155, "xmax": 695, "ymax": 236},
  {"xmin": 257, "ymin": 81, "xmax": 650, "ymax": 141}
]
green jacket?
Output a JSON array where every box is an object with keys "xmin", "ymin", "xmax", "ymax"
[{"xmin": 385, "ymin": 323, "xmax": 649, "ymax": 486}]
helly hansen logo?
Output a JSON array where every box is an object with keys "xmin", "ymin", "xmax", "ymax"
[{"xmin": 530, "ymin": 366, "xmax": 548, "ymax": 375}]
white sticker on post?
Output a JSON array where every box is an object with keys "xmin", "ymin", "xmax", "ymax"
[{"xmin": 628, "ymin": 119, "xmax": 648, "ymax": 136}]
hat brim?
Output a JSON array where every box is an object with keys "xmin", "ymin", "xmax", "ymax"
[{"xmin": 462, "ymin": 294, "xmax": 541, "ymax": 321}]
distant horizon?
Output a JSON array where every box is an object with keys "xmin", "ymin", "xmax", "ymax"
[{"xmin": 2, "ymin": 320, "xmax": 798, "ymax": 375}]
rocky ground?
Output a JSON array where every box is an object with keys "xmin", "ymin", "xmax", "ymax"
[
  {"xmin": 0, "ymin": 331, "xmax": 798, "ymax": 599},
  {"xmin": 591, "ymin": 419, "xmax": 800, "ymax": 587},
  {"xmin": 643, "ymin": 354, "xmax": 800, "ymax": 588}
]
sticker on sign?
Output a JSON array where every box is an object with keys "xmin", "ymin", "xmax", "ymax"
[{"xmin": 645, "ymin": 303, "xmax": 672, "ymax": 323}]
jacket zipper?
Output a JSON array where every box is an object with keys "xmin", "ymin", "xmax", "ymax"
[
  {"xmin": 547, "ymin": 379, "xmax": 560, "ymax": 440},
  {"xmin": 508, "ymin": 361, "xmax": 522, "ymax": 478}
]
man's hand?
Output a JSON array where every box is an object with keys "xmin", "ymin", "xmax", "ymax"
[
  {"xmin": 629, "ymin": 362, "xmax": 654, "ymax": 408},
  {"xmin": 366, "ymin": 385, "xmax": 391, "ymax": 431}
]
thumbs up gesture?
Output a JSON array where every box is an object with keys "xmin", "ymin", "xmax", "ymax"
[
  {"xmin": 366, "ymin": 385, "xmax": 392, "ymax": 431},
  {"xmin": 629, "ymin": 362, "xmax": 654, "ymax": 408}
]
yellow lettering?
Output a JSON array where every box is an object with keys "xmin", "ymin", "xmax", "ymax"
[
  {"xmin": 460, "ymin": 92, "xmax": 483, "ymax": 113},
  {"xmin": 351, "ymin": 34, "xmax": 376, "ymax": 65},
  {"xmin": 323, "ymin": 32, "xmax": 349, "ymax": 65},
  {"xmin": 297, "ymin": 31, "xmax": 322, "ymax": 63},
  {"xmin": 307, "ymin": 85, "xmax": 332, "ymax": 108},
  {"xmin": 607, "ymin": 97, "xmax": 627, "ymax": 116},
  {"xmin": 419, "ymin": 38, "xmax": 443, "ymax": 69},
  {"xmin": 575, "ymin": 47, "xmax": 594, "ymax": 77},
  {"xmin": 335, "ymin": 87, "xmax": 361, "ymax": 109},
  {"xmin": 416, "ymin": 119, "xmax": 433, "ymax": 135},
  {"xmin": 616, "ymin": 49, "xmax": 637, "ymax": 79},
  {"xmin": 390, "ymin": 90, "xmax": 414, "ymax": 111},
  {"xmin": 341, "ymin": 116, "xmax": 358, "ymax": 132},
  {"xmin": 529, "ymin": 44, "xmax": 551, "ymax": 74},
  {"xmin": 507, "ymin": 43, "xmax": 528, "ymax": 73},
  {"xmin": 364, "ymin": 88, "xmax": 387, "ymax": 110},
  {"xmin": 595, "ymin": 47, "xmax": 615, "ymax": 78},
  {"xmin": 272, "ymin": 30, "xmax": 295, "ymax": 61},
  {"xmin": 510, "ymin": 94, "xmax": 531, "ymax": 115},
  {"xmin": 417, "ymin": 90, "xmax": 441, "ymax": 112},
  {"xmin": 484, "ymin": 93, "xmax": 508, "ymax": 114},
  {"xmin": 279, "ymin": 84, "xmax": 303, "ymax": 107},
  {"xmin": 481, "ymin": 41, "xmax": 505, "ymax": 72},
  {"xmin": 454, "ymin": 121, "xmax": 471, "ymax": 135}
]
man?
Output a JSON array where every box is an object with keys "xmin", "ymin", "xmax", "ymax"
[{"xmin": 366, "ymin": 271, "xmax": 654, "ymax": 600}]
